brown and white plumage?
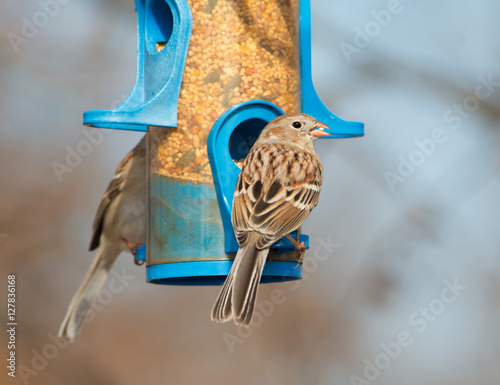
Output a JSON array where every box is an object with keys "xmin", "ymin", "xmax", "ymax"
[
  {"xmin": 211, "ymin": 113, "xmax": 330, "ymax": 326},
  {"xmin": 59, "ymin": 135, "xmax": 146, "ymax": 342}
]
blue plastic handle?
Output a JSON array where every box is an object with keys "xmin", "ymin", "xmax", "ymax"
[
  {"xmin": 83, "ymin": 0, "xmax": 192, "ymax": 130},
  {"xmin": 300, "ymin": 0, "xmax": 364, "ymax": 138}
]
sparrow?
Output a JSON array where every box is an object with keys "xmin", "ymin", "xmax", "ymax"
[
  {"xmin": 58, "ymin": 135, "xmax": 147, "ymax": 342},
  {"xmin": 211, "ymin": 113, "xmax": 330, "ymax": 326}
]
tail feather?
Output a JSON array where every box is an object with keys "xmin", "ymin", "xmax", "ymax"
[
  {"xmin": 58, "ymin": 240, "xmax": 120, "ymax": 342},
  {"xmin": 211, "ymin": 268, "xmax": 234, "ymax": 321},
  {"xmin": 211, "ymin": 241, "xmax": 269, "ymax": 326},
  {"xmin": 239, "ymin": 261, "xmax": 262, "ymax": 326}
]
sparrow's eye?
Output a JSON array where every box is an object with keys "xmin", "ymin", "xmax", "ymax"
[{"xmin": 292, "ymin": 121, "xmax": 302, "ymax": 129}]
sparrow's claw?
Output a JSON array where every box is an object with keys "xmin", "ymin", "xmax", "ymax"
[
  {"xmin": 285, "ymin": 234, "xmax": 307, "ymax": 269},
  {"xmin": 121, "ymin": 237, "xmax": 145, "ymax": 266},
  {"xmin": 131, "ymin": 247, "xmax": 145, "ymax": 266},
  {"xmin": 294, "ymin": 241, "xmax": 306, "ymax": 269},
  {"xmin": 134, "ymin": 254, "xmax": 145, "ymax": 266}
]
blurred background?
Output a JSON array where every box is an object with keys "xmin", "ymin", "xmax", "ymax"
[{"xmin": 1, "ymin": 0, "xmax": 500, "ymax": 384}]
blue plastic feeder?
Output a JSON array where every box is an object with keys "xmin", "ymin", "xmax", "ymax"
[{"xmin": 84, "ymin": 0, "xmax": 364, "ymax": 285}]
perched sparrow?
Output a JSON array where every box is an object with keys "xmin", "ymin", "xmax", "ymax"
[
  {"xmin": 59, "ymin": 135, "xmax": 146, "ymax": 342},
  {"xmin": 211, "ymin": 113, "xmax": 330, "ymax": 326}
]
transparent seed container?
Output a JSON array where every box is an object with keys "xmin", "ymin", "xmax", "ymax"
[{"xmin": 147, "ymin": 0, "xmax": 303, "ymax": 284}]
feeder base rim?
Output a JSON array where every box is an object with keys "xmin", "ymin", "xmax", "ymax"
[{"xmin": 146, "ymin": 260, "xmax": 302, "ymax": 286}]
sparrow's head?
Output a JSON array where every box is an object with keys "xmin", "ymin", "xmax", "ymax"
[{"xmin": 257, "ymin": 113, "xmax": 331, "ymax": 148}]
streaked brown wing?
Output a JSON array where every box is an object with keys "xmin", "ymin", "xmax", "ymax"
[
  {"xmin": 231, "ymin": 143, "xmax": 322, "ymax": 249},
  {"xmin": 249, "ymin": 179, "xmax": 320, "ymax": 249},
  {"xmin": 88, "ymin": 145, "xmax": 138, "ymax": 251},
  {"xmin": 232, "ymin": 172, "xmax": 256, "ymax": 246}
]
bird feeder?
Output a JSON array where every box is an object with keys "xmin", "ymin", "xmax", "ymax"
[{"xmin": 84, "ymin": 0, "xmax": 364, "ymax": 285}]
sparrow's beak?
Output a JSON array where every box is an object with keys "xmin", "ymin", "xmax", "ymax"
[{"xmin": 309, "ymin": 121, "xmax": 331, "ymax": 137}]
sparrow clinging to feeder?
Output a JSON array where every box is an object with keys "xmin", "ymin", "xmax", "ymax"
[
  {"xmin": 59, "ymin": 136, "xmax": 146, "ymax": 342},
  {"xmin": 211, "ymin": 113, "xmax": 330, "ymax": 326}
]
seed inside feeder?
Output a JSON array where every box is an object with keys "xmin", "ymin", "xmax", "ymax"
[{"xmin": 151, "ymin": 0, "xmax": 300, "ymax": 185}]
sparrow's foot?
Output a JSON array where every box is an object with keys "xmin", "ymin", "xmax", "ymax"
[
  {"xmin": 285, "ymin": 234, "xmax": 307, "ymax": 268},
  {"xmin": 294, "ymin": 242, "xmax": 306, "ymax": 268},
  {"xmin": 133, "ymin": 250, "xmax": 145, "ymax": 266},
  {"xmin": 121, "ymin": 238, "xmax": 145, "ymax": 266}
]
